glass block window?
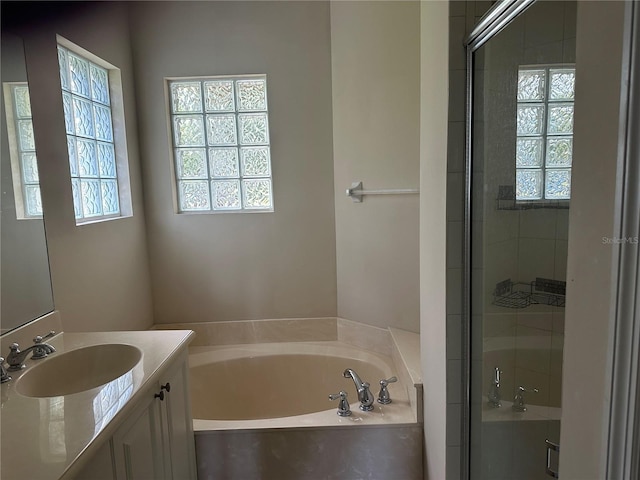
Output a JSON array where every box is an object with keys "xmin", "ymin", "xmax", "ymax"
[
  {"xmin": 516, "ymin": 66, "xmax": 575, "ymax": 201},
  {"xmin": 168, "ymin": 76, "xmax": 273, "ymax": 212},
  {"xmin": 3, "ymin": 83, "xmax": 42, "ymax": 218},
  {"xmin": 58, "ymin": 45, "xmax": 120, "ymax": 221}
]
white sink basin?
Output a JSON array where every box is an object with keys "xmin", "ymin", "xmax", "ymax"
[{"xmin": 16, "ymin": 344, "xmax": 142, "ymax": 397}]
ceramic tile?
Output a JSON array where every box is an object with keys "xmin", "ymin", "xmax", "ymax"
[
  {"xmin": 447, "ymin": 403, "xmax": 463, "ymax": 446},
  {"xmin": 449, "ymin": 16, "xmax": 467, "ymax": 70},
  {"xmin": 446, "ymin": 315, "xmax": 463, "ymax": 360},
  {"xmin": 517, "ymin": 238, "xmax": 555, "ymax": 282},
  {"xmin": 446, "ymin": 446, "xmax": 462, "ymax": 480},
  {"xmin": 447, "ymin": 268, "xmax": 463, "ymax": 315},
  {"xmin": 447, "ymin": 359, "xmax": 463, "ymax": 403},
  {"xmin": 447, "ymin": 172, "xmax": 465, "ymax": 221},
  {"xmin": 519, "ymin": 209, "xmax": 557, "ymax": 240},
  {"xmin": 449, "ymin": 0, "xmax": 466, "ymax": 17},
  {"xmin": 449, "ymin": 70, "xmax": 466, "ymax": 122},
  {"xmin": 448, "ymin": 121, "xmax": 466, "ymax": 173},
  {"xmin": 516, "ymin": 312, "xmax": 553, "ymax": 332},
  {"xmin": 552, "ymin": 312, "xmax": 565, "ymax": 333},
  {"xmin": 447, "ymin": 221, "xmax": 464, "ymax": 269}
]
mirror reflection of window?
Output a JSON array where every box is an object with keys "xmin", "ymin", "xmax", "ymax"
[
  {"xmin": 515, "ymin": 66, "xmax": 576, "ymax": 202},
  {"xmin": 2, "ymin": 82, "xmax": 42, "ymax": 218}
]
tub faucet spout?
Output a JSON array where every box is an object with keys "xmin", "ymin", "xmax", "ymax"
[{"xmin": 343, "ymin": 368, "xmax": 374, "ymax": 411}]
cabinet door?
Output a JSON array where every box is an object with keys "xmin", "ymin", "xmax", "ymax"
[
  {"xmin": 161, "ymin": 352, "xmax": 197, "ymax": 480},
  {"xmin": 72, "ymin": 440, "xmax": 116, "ymax": 480},
  {"xmin": 112, "ymin": 391, "xmax": 165, "ymax": 480}
]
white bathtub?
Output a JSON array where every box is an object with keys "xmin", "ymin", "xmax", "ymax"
[
  {"xmin": 188, "ymin": 341, "xmax": 416, "ymax": 430},
  {"xmin": 188, "ymin": 341, "xmax": 423, "ymax": 479}
]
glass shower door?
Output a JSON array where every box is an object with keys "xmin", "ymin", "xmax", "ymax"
[{"xmin": 467, "ymin": 2, "xmax": 576, "ymax": 478}]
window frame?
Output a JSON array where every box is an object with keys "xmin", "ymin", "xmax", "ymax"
[
  {"xmin": 57, "ymin": 35, "xmax": 133, "ymax": 225},
  {"xmin": 515, "ymin": 64, "xmax": 575, "ymax": 204},
  {"xmin": 165, "ymin": 74, "xmax": 274, "ymax": 214},
  {"xmin": 2, "ymin": 81, "xmax": 42, "ymax": 219}
]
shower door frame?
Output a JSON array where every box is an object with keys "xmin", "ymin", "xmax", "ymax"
[
  {"xmin": 461, "ymin": 1, "xmax": 640, "ymax": 479},
  {"xmin": 461, "ymin": 2, "xmax": 537, "ymax": 479}
]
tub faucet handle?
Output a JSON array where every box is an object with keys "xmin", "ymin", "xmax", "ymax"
[
  {"xmin": 377, "ymin": 376, "xmax": 397, "ymax": 404},
  {"xmin": 512, "ymin": 385, "xmax": 538, "ymax": 412},
  {"xmin": 329, "ymin": 391, "xmax": 351, "ymax": 417}
]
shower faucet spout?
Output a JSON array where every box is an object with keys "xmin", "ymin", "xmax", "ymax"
[{"xmin": 343, "ymin": 368, "xmax": 374, "ymax": 411}]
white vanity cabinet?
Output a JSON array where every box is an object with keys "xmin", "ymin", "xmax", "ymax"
[
  {"xmin": 111, "ymin": 351, "xmax": 196, "ymax": 480},
  {"xmin": 72, "ymin": 350, "xmax": 196, "ymax": 480}
]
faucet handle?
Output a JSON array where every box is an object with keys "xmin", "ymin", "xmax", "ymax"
[
  {"xmin": 0, "ymin": 357, "xmax": 11, "ymax": 384},
  {"xmin": 33, "ymin": 331, "xmax": 56, "ymax": 344},
  {"xmin": 7, "ymin": 343, "xmax": 26, "ymax": 371},
  {"xmin": 377, "ymin": 376, "xmax": 398, "ymax": 405},
  {"xmin": 493, "ymin": 366, "xmax": 502, "ymax": 385},
  {"xmin": 329, "ymin": 391, "xmax": 351, "ymax": 417},
  {"xmin": 512, "ymin": 385, "xmax": 539, "ymax": 412},
  {"xmin": 31, "ymin": 332, "xmax": 56, "ymax": 360}
]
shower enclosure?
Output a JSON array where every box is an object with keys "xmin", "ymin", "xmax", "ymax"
[{"xmin": 464, "ymin": 1, "xmax": 575, "ymax": 478}]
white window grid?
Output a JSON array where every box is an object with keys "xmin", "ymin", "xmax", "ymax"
[
  {"xmin": 58, "ymin": 45, "xmax": 120, "ymax": 221},
  {"xmin": 3, "ymin": 82, "xmax": 42, "ymax": 218},
  {"xmin": 515, "ymin": 65, "xmax": 575, "ymax": 201},
  {"xmin": 168, "ymin": 75, "xmax": 273, "ymax": 213}
]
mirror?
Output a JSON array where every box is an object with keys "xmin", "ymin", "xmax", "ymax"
[{"xmin": 1, "ymin": 31, "xmax": 54, "ymax": 334}]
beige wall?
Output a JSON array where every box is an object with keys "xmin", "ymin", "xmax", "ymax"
[
  {"xmin": 18, "ymin": 3, "xmax": 154, "ymax": 332},
  {"xmin": 420, "ymin": 1, "xmax": 449, "ymax": 479},
  {"xmin": 330, "ymin": 1, "xmax": 420, "ymax": 332},
  {"xmin": 129, "ymin": 1, "xmax": 337, "ymax": 324},
  {"xmin": 560, "ymin": 1, "xmax": 628, "ymax": 478}
]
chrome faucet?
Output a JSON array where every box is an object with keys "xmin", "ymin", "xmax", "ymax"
[
  {"xmin": 6, "ymin": 333, "xmax": 56, "ymax": 371},
  {"xmin": 512, "ymin": 385, "xmax": 538, "ymax": 412},
  {"xmin": 488, "ymin": 366, "xmax": 502, "ymax": 408},
  {"xmin": 343, "ymin": 368, "xmax": 374, "ymax": 411}
]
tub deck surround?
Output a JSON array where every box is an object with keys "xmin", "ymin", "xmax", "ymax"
[
  {"xmin": 0, "ymin": 329, "xmax": 195, "ymax": 480},
  {"xmin": 188, "ymin": 339, "xmax": 423, "ymax": 480},
  {"xmin": 389, "ymin": 327, "xmax": 423, "ymax": 423},
  {"xmin": 189, "ymin": 341, "xmax": 417, "ymax": 430},
  {"xmin": 155, "ymin": 317, "xmax": 424, "ymax": 423},
  {"xmin": 153, "ymin": 317, "xmax": 338, "ymax": 346}
]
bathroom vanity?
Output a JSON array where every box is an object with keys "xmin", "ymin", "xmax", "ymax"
[{"xmin": 0, "ymin": 328, "xmax": 196, "ymax": 480}]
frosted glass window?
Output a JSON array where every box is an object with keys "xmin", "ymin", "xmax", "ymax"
[
  {"xmin": 58, "ymin": 45, "xmax": 121, "ymax": 221},
  {"xmin": 515, "ymin": 66, "xmax": 575, "ymax": 201},
  {"xmin": 3, "ymin": 83, "xmax": 42, "ymax": 217},
  {"xmin": 168, "ymin": 75, "xmax": 273, "ymax": 213}
]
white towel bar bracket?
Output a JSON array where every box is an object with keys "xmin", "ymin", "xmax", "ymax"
[{"xmin": 346, "ymin": 181, "xmax": 420, "ymax": 203}]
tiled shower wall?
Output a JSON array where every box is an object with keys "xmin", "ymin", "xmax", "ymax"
[{"xmin": 446, "ymin": 2, "xmax": 493, "ymax": 479}]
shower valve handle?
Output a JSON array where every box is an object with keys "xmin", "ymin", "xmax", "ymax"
[
  {"xmin": 329, "ymin": 391, "xmax": 351, "ymax": 417},
  {"xmin": 512, "ymin": 385, "xmax": 538, "ymax": 412}
]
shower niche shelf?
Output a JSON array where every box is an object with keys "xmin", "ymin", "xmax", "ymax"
[{"xmin": 492, "ymin": 278, "xmax": 566, "ymax": 309}]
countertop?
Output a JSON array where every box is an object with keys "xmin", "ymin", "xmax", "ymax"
[{"xmin": 1, "ymin": 329, "xmax": 194, "ymax": 480}]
